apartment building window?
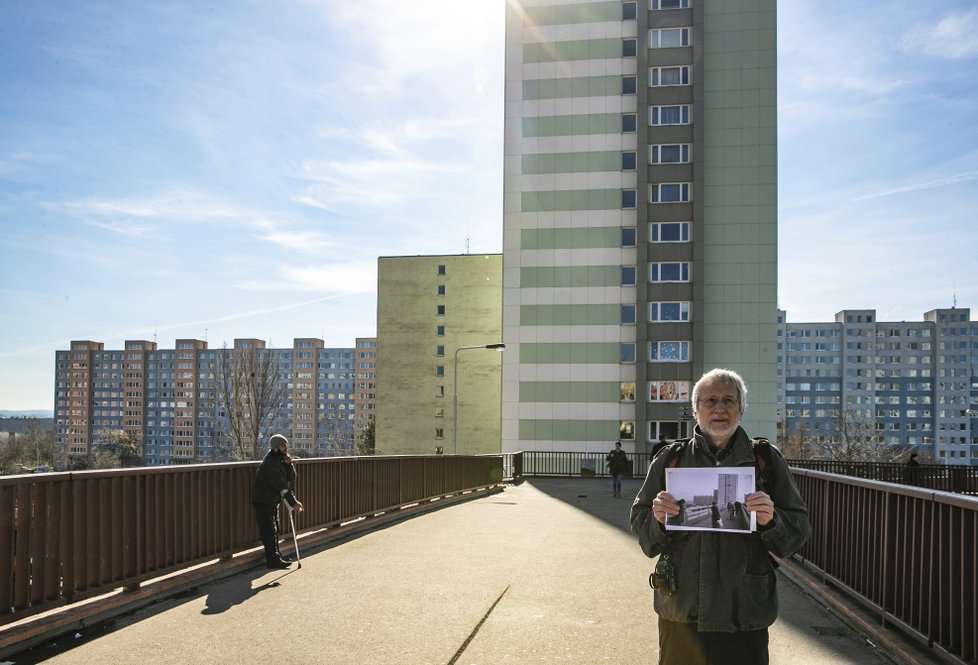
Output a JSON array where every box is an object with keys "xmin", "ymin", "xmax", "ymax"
[
  {"xmin": 437, "ymin": 264, "xmax": 446, "ymax": 275},
  {"xmin": 650, "ymin": 27, "xmax": 690, "ymax": 47},
  {"xmin": 437, "ymin": 304, "xmax": 445, "ymax": 316},
  {"xmin": 621, "ymin": 227, "xmax": 637, "ymax": 247},
  {"xmin": 649, "ymin": 262, "xmax": 690, "ymax": 282},
  {"xmin": 622, "ymin": 1, "xmax": 637, "ymax": 20},
  {"xmin": 437, "ymin": 284, "xmax": 446, "ymax": 295},
  {"xmin": 622, "ymin": 113, "xmax": 637, "ymax": 132},
  {"xmin": 621, "ymin": 266, "xmax": 637, "ymax": 286},
  {"xmin": 435, "ymin": 365, "xmax": 444, "ymax": 377},
  {"xmin": 650, "ymin": 105, "xmax": 690, "ymax": 126},
  {"xmin": 622, "ymin": 151, "xmax": 637, "ymax": 170},
  {"xmin": 620, "ymin": 421, "xmax": 635, "ymax": 440},
  {"xmin": 622, "ymin": 38, "xmax": 637, "ymax": 57},
  {"xmin": 435, "ymin": 428, "xmax": 444, "ymax": 440},
  {"xmin": 652, "ymin": 0, "xmax": 689, "ymax": 8},
  {"xmin": 649, "ymin": 380, "xmax": 690, "ymax": 402},
  {"xmin": 621, "ymin": 343, "xmax": 637, "ymax": 363},
  {"xmin": 622, "ymin": 76, "xmax": 637, "ymax": 94},
  {"xmin": 650, "ymin": 144, "xmax": 690, "ymax": 164},
  {"xmin": 650, "ymin": 222, "xmax": 690, "ymax": 242},
  {"xmin": 650, "ymin": 341, "xmax": 690, "ymax": 362},
  {"xmin": 436, "ymin": 345, "xmax": 445, "ymax": 357},
  {"xmin": 436, "ymin": 325, "xmax": 445, "ymax": 336},
  {"xmin": 650, "ymin": 66, "xmax": 690, "ymax": 86},
  {"xmin": 621, "ymin": 305, "xmax": 637, "ymax": 324},
  {"xmin": 650, "ymin": 301, "xmax": 690, "ymax": 322},
  {"xmin": 650, "ymin": 183, "xmax": 690, "ymax": 203},
  {"xmin": 622, "ymin": 189, "xmax": 637, "ymax": 208},
  {"xmin": 621, "ymin": 382, "xmax": 636, "ymax": 402}
]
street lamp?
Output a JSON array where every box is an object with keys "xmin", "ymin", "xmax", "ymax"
[{"xmin": 452, "ymin": 342, "xmax": 505, "ymax": 455}]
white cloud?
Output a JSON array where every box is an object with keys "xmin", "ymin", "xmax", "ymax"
[
  {"xmin": 901, "ymin": 8, "xmax": 978, "ymax": 59},
  {"xmin": 852, "ymin": 171, "xmax": 978, "ymax": 202}
]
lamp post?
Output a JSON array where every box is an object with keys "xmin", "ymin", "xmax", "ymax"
[{"xmin": 452, "ymin": 342, "xmax": 505, "ymax": 455}]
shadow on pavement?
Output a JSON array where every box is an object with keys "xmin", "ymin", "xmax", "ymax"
[{"xmin": 520, "ymin": 477, "xmax": 645, "ymax": 535}]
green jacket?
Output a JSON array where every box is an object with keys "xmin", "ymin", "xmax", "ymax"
[{"xmin": 630, "ymin": 426, "xmax": 810, "ymax": 632}]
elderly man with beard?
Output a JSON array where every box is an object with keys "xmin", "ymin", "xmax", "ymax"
[{"xmin": 630, "ymin": 368, "xmax": 810, "ymax": 665}]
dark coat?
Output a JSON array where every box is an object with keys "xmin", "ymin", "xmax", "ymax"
[
  {"xmin": 606, "ymin": 449, "xmax": 629, "ymax": 474},
  {"xmin": 251, "ymin": 449, "xmax": 298, "ymax": 506},
  {"xmin": 630, "ymin": 426, "xmax": 810, "ymax": 632}
]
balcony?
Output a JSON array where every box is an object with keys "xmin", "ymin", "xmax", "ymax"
[{"xmin": 1, "ymin": 455, "xmax": 974, "ymax": 664}]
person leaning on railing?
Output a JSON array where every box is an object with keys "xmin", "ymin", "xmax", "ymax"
[{"xmin": 630, "ymin": 368, "xmax": 811, "ymax": 665}]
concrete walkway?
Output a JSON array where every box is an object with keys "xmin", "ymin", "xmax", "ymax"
[{"xmin": 10, "ymin": 479, "xmax": 904, "ymax": 664}]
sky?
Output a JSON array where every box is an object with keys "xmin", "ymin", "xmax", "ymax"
[{"xmin": 1, "ymin": 0, "xmax": 976, "ymax": 412}]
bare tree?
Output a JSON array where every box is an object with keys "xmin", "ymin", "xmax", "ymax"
[
  {"xmin": 780, "ymin": 419, "xmax": 812, "ymax": 460},
  {"xmin": 90, "ymin": 428, "xmax": 143, "ymax": 468},
  {"xmin": 355, "ymin": 419, "xmax": 376, "ymax": 456},
  {"xmin": 0, "ymin": 418, "xmax": 55, "ymax": 474},
  {"xmin": 318, "ymin": 411, "xmax": 355, "ymax": 457},
  {"xmin": 808, "ymin": 407, "xmax": 905, "ymax": 463},
  {"xmin": 213, "ymin": 344, "xmax": 288, "ymax": 461}
]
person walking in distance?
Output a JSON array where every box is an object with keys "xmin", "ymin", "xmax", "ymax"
[
  {"xmin": 631, "ymin": 368, "xmax": 810, "ymax": 665},
  {"xmin": 251, "ymin": 433, "xmax": 304, "ymax": 569},
  {"xmin": 607, "ymin": 441, "xmax": 629, "ymax": 498}
]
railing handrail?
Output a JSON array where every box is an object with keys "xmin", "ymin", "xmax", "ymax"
[{"xmin": 0, "ymin": 454, "xmax": 505, "ymax": 627}]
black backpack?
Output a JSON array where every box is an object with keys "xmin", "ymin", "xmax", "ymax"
[{"xmin": 661, "ymin": 436, "xmax": 775, "ymax": 489}]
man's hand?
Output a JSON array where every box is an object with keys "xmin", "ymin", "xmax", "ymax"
[
  {"xmin": 745, "ymin": 491, "xmax": 775, "ymax": 526},
  {"xmin": 652, "ymin": 491, "xmax": 679, "ymax": 525},
  {"xmin": 294, "ymin": 501, "xmax": 304, "ymax": 513}
]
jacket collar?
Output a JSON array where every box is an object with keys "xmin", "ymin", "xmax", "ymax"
[{"xmin": 691, "ymin": 425, "xmax": 754, "ymax": 465}]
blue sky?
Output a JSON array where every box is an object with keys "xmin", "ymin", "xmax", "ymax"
[{"xmin": 1, "ymin": 0, "xmax": 976, "ymax": 411}]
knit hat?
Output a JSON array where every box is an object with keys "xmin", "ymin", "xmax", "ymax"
[{"xmin": 269, "ymin": 433, "xmax": 289, "ymax": 449}]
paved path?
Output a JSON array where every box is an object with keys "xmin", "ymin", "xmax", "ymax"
[{"xmin": 11, "ymin": 479, "xmax": 899, "ymax": 665}]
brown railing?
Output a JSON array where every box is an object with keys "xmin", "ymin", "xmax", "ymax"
[
  {"xmin": 0, "ymin": 454, "xmax": 503, "ymax": 626},
  {"xmin": 786, "ymin": 460, "xmax": 978, "ymax": 495},
  {"xmin": 517, "ymin": 451, "xmax": 652, "ymax": 479},
  {"xmin": 791, "ymin": 468, "xmax": 976, "ymax": 665}
]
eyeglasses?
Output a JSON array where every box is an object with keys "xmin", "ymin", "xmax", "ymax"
[{"xmin": 697, "ymin": 397, "xmax": 739, "ymax": 410}]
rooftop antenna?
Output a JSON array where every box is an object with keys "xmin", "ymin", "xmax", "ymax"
[
  {"xmin": 153, "ymin": 329, "xmax": 158, "ymax": 344},
  {"xmin": 465, "ymin": 235, "xmax": 470, "ymax": 255}
]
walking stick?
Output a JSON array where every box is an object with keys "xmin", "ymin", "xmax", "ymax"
[{"xmin": 284, "ymin": 501, "xmax": 302, "ymax": 569}]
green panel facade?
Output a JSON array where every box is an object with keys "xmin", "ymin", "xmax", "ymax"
[
  {"xmin": 520, "ymin": 304, "xmax": 619, "ymax": 325},
  {"xmin": 522, "ymin": 76, "xmax": 622, "ymax": 101},
  {"xmin": 522, "ymin": 113, "xmax": 621, "ymax": 138},
  {"xmin": 521, "ymin": 188, "xmax": 620, "ymax": 212},
  {"xmin": 522, "ymin": 2, "xmax": 621, "ymax": 26},
  {"xmin": 520, "ymin": 266, "xmax": 620, "ymax": 288},
  {"xmin": 519, "ymin": 419, "xmax": 619, "ymax": 441},
  {"xmin": 519, "ymin": 343, "xmax": 619, "ymax": 364},
  {"xmin": 522, "ymin": 151, "xmax": 621, "ymax": 174},
  {"xmin": 522, "ymin": 38, "xmax": 621, "ymax": 64},
  {"xmin": 519, "ymin": 381, "xmax": 619, "ymax": 402},
  {"xmin": 521, "ymin": 227, "xmax": 620, "ymax": 250}
]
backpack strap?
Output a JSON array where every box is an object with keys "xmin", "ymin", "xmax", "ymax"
[
  {"xmin": 750, "ymin": 437, "xmax": 776, "ymax": 488},
  {"xmin": 664, "ymin": 439, "xmax": 692, "ymax": 469},
  {"xmin": 665, "ymin": 436, "xmax": 775, "ymax": 481}
]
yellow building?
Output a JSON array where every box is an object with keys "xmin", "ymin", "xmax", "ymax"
[{"xmin": 376, "ymin": 255, "xmax": 503, "ymax": 455}]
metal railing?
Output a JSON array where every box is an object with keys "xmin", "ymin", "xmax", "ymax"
[
  {"xmin": 514, "ymin": 451, "xmax": 976, "ymax": 663},
  {"xmin": 792, "ymin": 468, "xmax": 977, "ymax": 665},
  {"xmin": 786, "ymin": 460, "xmax": 978, "ymax": 495},
  {"xmin": 0, "ymin": 454, "xmax": 504, "ymax": 626},
  {"xmin": 516, "ymin": 451, "xmax": 652, "ymax": 479}
]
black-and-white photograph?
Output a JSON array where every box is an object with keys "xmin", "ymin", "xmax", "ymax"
[{"xmin": 664, "ymin": 467, "xmax": 757, "ymax": 533}]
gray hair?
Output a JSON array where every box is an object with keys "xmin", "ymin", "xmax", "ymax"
[{"xmin": 691, "ymin": 368, "xmax": 748, "ymax": 414}]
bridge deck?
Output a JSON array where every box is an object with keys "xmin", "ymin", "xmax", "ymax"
[{"xmin": 11, "ymin": 479, "xmax": 915, "ymax": 664}]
